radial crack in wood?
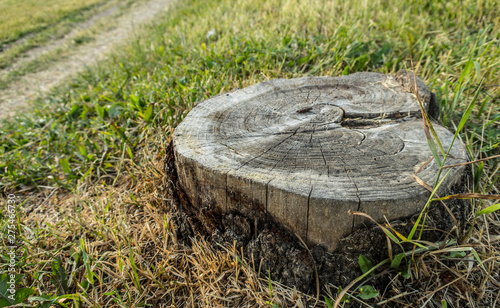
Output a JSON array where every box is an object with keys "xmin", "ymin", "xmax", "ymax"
[{"xmin": 173, "ymin": 71, "xmax": 468, "ymax": 251}]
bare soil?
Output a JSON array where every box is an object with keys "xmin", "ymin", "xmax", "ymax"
[{"xmin": 0, "ymin": 0, "xmax": 173, "ymax": 120}]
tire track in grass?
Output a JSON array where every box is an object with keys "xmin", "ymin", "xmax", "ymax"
[
  {"xmin": 0, "ymin": 0, "xmax": 173, "ymax": 120},
  {"xmin": 0, "ymin": 0, "xmax": 121, "ymax": 76}
]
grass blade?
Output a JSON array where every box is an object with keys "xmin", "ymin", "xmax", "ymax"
[
  {"xmin": 128, "ymin": 245, "xmax": 142, "ymax": 293},
  {"xmin": 454, "ymin": 79, "xmax": 484, "ymax": 141},
  {"xmin": 432, "ymin": 193, "xmax": 500, "ymax": 201},
  {"xmin": 477, "ymin": 203, "xmax": 500, "ymax": 215},
  {"xmin": 408, "ymin": 168, "xmax": 453, "ymax": 241}
]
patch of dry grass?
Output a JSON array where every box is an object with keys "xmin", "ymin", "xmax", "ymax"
[{"xmin": 11, "ymin": 143, "xmax": 318, "ymax": 307}]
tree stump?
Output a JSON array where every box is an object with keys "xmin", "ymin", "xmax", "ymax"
[{"xmin": 173, "ymin": 71, "xmax": 468, "ymax": 251}]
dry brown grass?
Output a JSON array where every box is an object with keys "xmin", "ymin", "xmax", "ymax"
[{"xmin": 12, "ymin": 140, "xmax": 321, "ymax": 307}]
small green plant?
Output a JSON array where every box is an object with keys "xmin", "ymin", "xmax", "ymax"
[
  {"xmin": 325, "ymin": 296, "xmax": 334, "ymax": 308},
  {"xmin": 0, "ymin": 271, "xmax": 82, "ymax": 308},
  {"xmin": 441, "ymin": 299, "xmax": 448, "ymax": 308},
  {"xmin": 324, "ymin": 287, "xmax": 350, "ymax": 308},
  {"xmin": 357, "ymin": 285, "xmax": 378, "ymax": 300},
  {"xmin": 50, "ymin": 258, "xmax": 69, "ymax": 295},
  {"xmin": 265, "ymin": 269, "xmax": 281, "ymax": 307},
  {"xmin": 358, "ymin": 255, "xmax": 374, "ymax": 276},
  {"xmin": 28, "ymin": 293, "xmax": 82, "ymax": 308},
  {"xmin": 0, "ymin": 274, "xmax": 34, "ymax": 307}
]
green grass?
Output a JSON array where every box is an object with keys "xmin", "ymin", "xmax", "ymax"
[{"xmin": 0, "ymin": 0, "xmax": 499, "ymax": 306}]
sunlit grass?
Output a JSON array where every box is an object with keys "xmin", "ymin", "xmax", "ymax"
[{"xmin": 0, "ymin": 0, "xmax": 108, "ymax": 45}]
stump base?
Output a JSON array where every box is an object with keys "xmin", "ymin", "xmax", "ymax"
[{"xmin": 165, "ymin": 143, "xmax": 470, "ymax": 293}]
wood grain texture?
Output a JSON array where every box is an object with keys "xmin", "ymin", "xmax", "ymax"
[{"xmin": 173, "ymin": 71, "xmax": 468, "ymax": 251}]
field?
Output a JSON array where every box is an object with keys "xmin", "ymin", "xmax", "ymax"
[
  {"xmin": 0, "ymin": 0, "xmax": 108, "ymax": 44},
  {"xmin": 0, "ymin": 0, "xmax": 499, "ymax": 307},
  {"xmin": 0, "ymin": 0, "xmax": 170, "ymax": 120},
  {"xmin": 0, "ymin": 0, "xmax": 114, "ymax": 72}
]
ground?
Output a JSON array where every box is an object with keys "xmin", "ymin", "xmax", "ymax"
[{"xmin": 0, "ymin": 0, "xmax": 498, "ymax": 307}]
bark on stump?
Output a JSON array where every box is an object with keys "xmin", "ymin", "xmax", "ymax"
[{"xmin": 173, "ymin": 71, "xmax": 468, "ymax": 251}]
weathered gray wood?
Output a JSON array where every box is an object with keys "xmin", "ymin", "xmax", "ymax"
[{"xmin": 173, "ymin": 71, "xmax": 468, "ymax": 251}]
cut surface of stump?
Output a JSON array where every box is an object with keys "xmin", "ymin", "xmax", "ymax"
[{"xmin": 173, "ymin": 71, "xmax": 468, "ymax": 251}]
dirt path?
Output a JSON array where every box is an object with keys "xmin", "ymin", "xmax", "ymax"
[{"xmin": 0, "ymin": 0, "xmax": 172, "ymax": 120}]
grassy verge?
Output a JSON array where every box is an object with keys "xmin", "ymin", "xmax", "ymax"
[
  {"xmin": 0, "ymin": 0, "xmax": 115, "ymax": 72},
  {"xmin": 0, "ymin": 0, "xmax": 138, "ymax": 89},
  {"xmin": 0, "ymin": 0, "xmax": 161, "ymax": 91},
  {"xmin": 0, "ymin": 0, "xmax": 109, "ymax": 46},
  {"xmin": 0, "ymin": 0, "xmax": 499, "ymax": 306}
]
